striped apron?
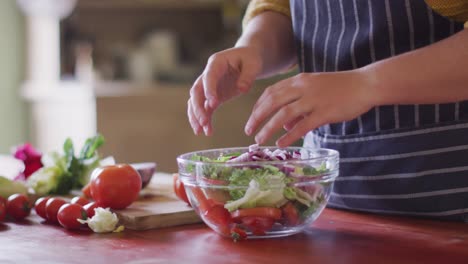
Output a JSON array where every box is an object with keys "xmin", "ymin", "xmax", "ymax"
[{"xmin": 290, "ymin": 0, "xmax": 468, "ymax": 221}]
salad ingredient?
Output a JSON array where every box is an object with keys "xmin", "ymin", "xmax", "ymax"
[
  {"xmin": 230, "ymin": 226, "xmax": 247, "ymax": 242},
  {"xmin": 204, "ymin": 204, "xmax": 232, "ymax": 228},
  {"xmin": 231, "ymin": 207, "xmax": 282, "ymax": 221},
  {"xmin": 83, "ymin": 202, "xmax": 98, "ymax": 218},
  {"xmin": 240, "ymin": 216, "xmax": 275, "ymax": 236},
  {"xmin": 284, "ymin": 186, "xmax": 317, "ymax": 207},
  {"xmin": 45, "ymin": 198, "xmax": 67, "ymax": 223},
  {"xmin": 0, "ymin": 176, "xmax": 28, "ymax": 198},
  {"xmin": 57, "ymin": 204, "xmax": 87, "ymax": 230},
  {"xmin": 0, "ymin": 197, "xmax": 6, "ymax": 221},
  {"xmin": 224, "ymin": 180, "xmax": 286, "ymax": 212},
  {"xmin": 27, "ymin": 135, "xmax": 109, "ymax": 196},
  {"xmin": 13, "ymin": 143, "xmax": 43, "ymax": 181},
  {"xmin": 6, "ymin": 194, "xmax": 31, "ymax": 220},
  {"xmin": 70, "ymin": 196, "xmax": 89, "ymax": 206},
  {"xmin": 90, "ymin": 164, "xmax": 141, "ymax": 209},
  {"xmin": 281, "ymin": 202, "xmax": 299, "ymax": 226},
  {"xmin": 173, "ymin": 173, "xmax": 190, "ymax": 205},
  {"xmin": 34, "ymin": 196, "xmax": 51, "ymax": 220},
  {"xmin": 81, "ymin": 183, "xmax": 92, "ymax": 198},
  {"xmin": 191, "ymin": 187, "xmax": 211, "ymax": 213},
  {"xmin": 77, "ymin": 207, "xmax": 121, "ymax": 233}
]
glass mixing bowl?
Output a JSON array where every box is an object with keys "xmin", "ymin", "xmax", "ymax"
[{"xmin": 177, "ymin": 146, "xmax": 339, "ymax": 240}]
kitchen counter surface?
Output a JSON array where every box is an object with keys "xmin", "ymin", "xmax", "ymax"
[{"xmin": 2, "ymin": 203, "xmax": 468, "ymax": 263}]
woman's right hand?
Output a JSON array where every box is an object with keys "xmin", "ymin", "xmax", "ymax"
[{"xmin": 188, "ymin": 46, "xmax": 262, "ymax": 136}]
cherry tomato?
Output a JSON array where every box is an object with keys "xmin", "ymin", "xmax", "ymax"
[
  {"xmin": 240, "ymin": 216, "xmax": 275, "ymax": 236},
  {"xmin": 83, "ymin": 202, "xmax": 98, "ymax": 218},
  {"xmin": 70, "ymin": 196, "xmax": 89, "ymax": 206},
  {"xmin": 230, "ymin": 226, "xmax": 247, "ymax": 242},
  {"xmin": 0, "ymin": 198, "xmax": 6, "ymax": 222},
  {"xmin": 57, "ymin": 203, "xmax": 87, "ymax": 230},
  {"xmin": 45, "ymin": 198, "xmax": 67, "ymax": 223},
  {"xmin": 173, "ymin": 173, "xmax": 190, "ymax": 205},
  {"xmin": 81, "ymin": 183, "xmax": 92, "ymax": 199},
  {"xmin": 6, "ymin": 194, "xmax": 31, "ymax": 220},
  {"xmin": 34, "ymin": 196, "xmax": 51, "ymax": 220},
  {"xmin": 231, "ymin": 207, "xmax": 282, "ymax": 222},
  {"xmin": 282, "ymin": 202, "xmax": 299, "ymax": 226},
  {"xmin": 90, "ymin": 164, "xmax": 141, "ymax": 209}
]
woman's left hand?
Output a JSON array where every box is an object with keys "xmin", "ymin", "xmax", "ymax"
[{"xmin": 244, "ymin": 70, "xmax": 376, "ymax": 147}]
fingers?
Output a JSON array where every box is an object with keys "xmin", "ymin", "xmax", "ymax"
[
  {"xmin": 203, "ymin": 54, "xmax": 228, "ymax": 109},
  {"xmin": 276, "ymin": 115, "xmax": 325, "ymax": 147},
  {"xmin": 187, "ymin": 99, "xmax": 202, "ymax": 135},
  {"xmin": 203, "ymin": 100, "xmax": 214, "ymax": 136},
  {"xmin": 190, "ymin": 76, "xmax": 209, "ymax": 126},
  {"xmin": 254, "ymin": 100, "xmax": 309, "ymax": 145},
  {"xmin": 284, "ymin": 116, "xmax": 304, "ymax": 131},
  {"xmin": 245, "ymin": 81, "xmax": 301, "ymax": 136}
]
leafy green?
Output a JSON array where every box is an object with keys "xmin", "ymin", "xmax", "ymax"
[
  {"xmin": 300, "ymin": 194, "xmax": 325, "ymax": 220},
  {"xmin": 27, "ymin": 134, "xmax": 107, "ymax": 195},
  {"xmin": 224, "ymin": 179, "xmax": 287, "ymax": 212},
  {"xmin": 187, "ymin": 153, "xmax": 241, "ymax": 180},
  {"xmin": 228, "ymin": 165, "xmax": 286, "ymax": 200},
  {"xmin": 302, "ymin": 163, "xmax": 328, "ymax": 175},
  {"xmin": 283, "ymin": 186, "xmax": 319, "ymax": 207},
  {"xmin": 0, "ymin": 176, "xmax": 28, "ymax": 198}
]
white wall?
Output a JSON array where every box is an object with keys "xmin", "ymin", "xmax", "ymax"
[{"xmin": 0, "ymin": 0, "xmax": 28, "ymax": 153}]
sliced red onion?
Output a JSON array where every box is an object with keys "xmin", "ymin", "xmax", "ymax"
[
  {"xmin": 248, "ymin": 144, "xmax": 259, "ymax": 152},
  {"xmin": 226, "ymin": 152, "xmax": 250, "ymax": 163}
]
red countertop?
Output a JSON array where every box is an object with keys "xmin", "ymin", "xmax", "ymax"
[{"xmin": 1, "ymin": 208, "xmax": 468, "ymax": 264}]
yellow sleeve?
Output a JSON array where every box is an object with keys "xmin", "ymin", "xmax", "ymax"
[
  {"xmin": 242, "ymin": 0, "xmax": 291, "ymax": 29},
  {"xmin": 425, "ymin": 0, "xmax": 468, "ymax": 27}
]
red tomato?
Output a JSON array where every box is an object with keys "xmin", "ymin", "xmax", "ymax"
[
  {"xmin": 204, "ymin": 204, "xmax": 232, "ymax": 227},
  {"xmin": 81, "ymin": 183, "xmax": 92, "ymax": 199},
  {"xmin": 0, "ymin": 198, "xmax": 5, "ymax": 222},
  {"xmin": 231, "ymin": 207, "xmax": 282, "ymax": 222},
  {"xmin": 57, "ymin": 203, "xmax": 87, "ymax": 230},
  {"xmin": 45, "ymin": 198, "xmax": 67, "ymax": 223},
  {"xmin": 240, "ymin": 216, "xmax": 275, "ymax": 236},
  {"xmin": 191, "ymin": 187, "xmax": 210, "ymax": 213},
  {"xmin": 173, "ymin": 173, "xmax": 190, "ymax": 205},
  {"xmin": 6, "ymin": 194, "xmax": 31, "ymax": 220},
  {"xmin": 34, "ymin": 196, "xmax": 50, "ymax": 220},
  {"xmin": 90, "ymin": 164, "xmax": 141, "ymax": 210},
  {"xmin": 282, "ymin": 202, "xmax": 299, "ymax": 226},
  {"xmin": 83, "ymin": 202, "xmax": 98, "ymax": 218},
  {"xmin": 70, "ymin": 196, "xmax": 89, "ymax": 206}
]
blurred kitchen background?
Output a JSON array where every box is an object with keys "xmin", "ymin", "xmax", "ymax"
[{"xmin": 0, "ymin": 0, "xmax": 292, "ymax": 172}]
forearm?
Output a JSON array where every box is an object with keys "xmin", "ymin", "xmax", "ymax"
[
  {"xmin": 235, "ymin": 11, "xmax": 296, "ymax": 79},
  {"xmin": 363, "ymin": 29, "xmax": 468, "ymax": 106}
]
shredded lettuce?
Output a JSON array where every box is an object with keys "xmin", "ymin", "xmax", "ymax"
[
  {"xmin": 224, "ymin": 179, "xmax": 287, "ymax": 212},
  {"xmin": 228, "ymin": 165, "xmax": 287, "ymax": 200}
]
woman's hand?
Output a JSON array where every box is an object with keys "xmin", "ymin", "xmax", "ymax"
[
  {"xmin": 188, "ymin": 47, "xmax": 262, "ymax": 136},
  {"xmin": 245, "ymin": 70, "xmax": 376, "ymax": 147}
]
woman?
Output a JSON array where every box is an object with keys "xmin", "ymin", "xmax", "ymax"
[{"xmin": 187, "ymin": 0, "xmax": 468, "ymax": 220}]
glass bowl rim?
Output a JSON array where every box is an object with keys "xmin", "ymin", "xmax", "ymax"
[{"xmin": 177, "ymin": 146, "xmax": 339, "ymax": 166}]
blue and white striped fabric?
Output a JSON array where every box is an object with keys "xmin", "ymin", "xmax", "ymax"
[{"xmin": 290, "ymin": 0, "xmax": 468, "ymax": 220}]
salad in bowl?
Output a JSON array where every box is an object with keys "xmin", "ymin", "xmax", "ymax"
[{"xmin": 177, "ymin": 144, "xmax": 339, "ymax": 241}]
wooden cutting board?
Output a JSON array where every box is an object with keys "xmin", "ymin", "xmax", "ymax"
[{"xmin": 113, "ymin": 172, "xmax": 202, "ymax": 231}]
